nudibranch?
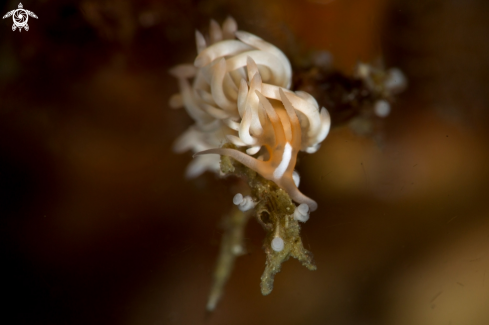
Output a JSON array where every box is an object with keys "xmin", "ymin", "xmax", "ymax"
[{"xmin": 169, "ymin": 17, "xmax": 331, "ymax": 211}]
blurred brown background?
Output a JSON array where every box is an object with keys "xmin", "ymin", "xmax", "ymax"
[{"xmin": 1, "ymin": 0, "xmax": 489, "ymax": 324}]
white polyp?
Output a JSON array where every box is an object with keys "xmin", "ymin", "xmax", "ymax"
[
  {"xmin": 239, "ymin": 196, "xmax": 256, "ymax": 211},
  {"xmin": 232, "ymin": 244, "xmax": 243, "ymax": 255},
  {"xmin": 356, "ymin": 63, "xmax": 371, "ymax": 79},
  {"xmin": 384, "ymin": 68, "xmax": 407, "ymax": 94},
  {"xmin": 233, "ymin": 193, "xmax": 244, "ymax": 205},
  {"xmin": 293, "ymin": 203, "xmax": 310, "ymax": 222},
  {"xmin": 374, "ymin": 100, "xmax": 391, "ymax": 117},
  {"xmin": 311, "ymin": 51, "xmax": 333, "ymax": 69},
  {"xmin": 233, "ymin": 193, "xmax": 256, "ymax": 211},
  {"xmin": 292, "ymin": 170, "xmax": 300, "ymax": 187},
  {"xmin": 271, "ymin": 237, "xmax": 284, "ymax": 252}
]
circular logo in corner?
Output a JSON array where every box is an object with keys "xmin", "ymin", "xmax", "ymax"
[{"xmin": 3, "ymin": 3, "xmax": 38, "ymax": 32}]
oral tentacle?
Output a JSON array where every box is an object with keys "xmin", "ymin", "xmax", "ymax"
[
  {"xmin": 279, "ymin": 177, "xmax": 318, "ymax": 212},
  {"xmin": 273, "ymin": 142, "xmax": 293, "ymax": 180}
]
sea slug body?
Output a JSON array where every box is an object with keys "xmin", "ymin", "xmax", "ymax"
[{"xmin": 170, "ymin": 18, "xmax": 332, "ymax": 211}]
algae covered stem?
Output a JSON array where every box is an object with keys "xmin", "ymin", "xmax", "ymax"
[
  {"xmin": 207, "ymin": 147, "xmax": 316, "ymax": 306},
  {"xmin": 207, "ymin": 205, "xmax": 250, "ymax": 311}
]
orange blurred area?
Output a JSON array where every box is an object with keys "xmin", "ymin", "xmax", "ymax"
[
  {"xmin": 1, "ymin": 0, "xmax": 489, "ymax": 324},
  {"xmin": 284, "ymin": 0, "xmax": 389, "ymax": 71}
]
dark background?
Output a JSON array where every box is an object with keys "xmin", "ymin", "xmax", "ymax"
[{"xmin": 1, "ymin": 0, "xmax": 489, "ymax": 324}]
